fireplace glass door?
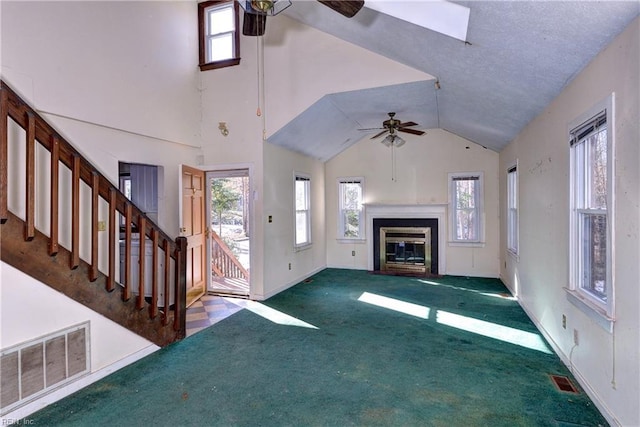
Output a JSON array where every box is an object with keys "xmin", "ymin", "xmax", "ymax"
[{"xmin": 380, "ymin": 227, "xmax": 431, "ymax": 274}]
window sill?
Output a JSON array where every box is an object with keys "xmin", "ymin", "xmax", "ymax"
[
  {"xmin": 448, "ymin": 241, "xmax": 485, "ymax": 248},
  {"xmin": 564, "ymin": 288, "xmax": 614, "ymax": 333},
  {"xmin": 337, "ymin": 238, "xmax": 366, "ymax": 244},
  {"xmin": 199, "ymin": 57, "xmax": 241, "ymax": 71},
  {"xmin": 294, "ymin": 243, "xmax": 312, "ymax": 252}
]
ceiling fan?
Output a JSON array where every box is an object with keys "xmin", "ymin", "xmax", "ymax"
[
  {"xmin": 240, "ymin": 0, "xmax": 365, "ymax": 36},
  {"xmin": 361, "ymin": 112, "xmax": 425, "ymax": 147}
]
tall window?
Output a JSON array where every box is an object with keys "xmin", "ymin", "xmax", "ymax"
[
  {"xmin": 507, "ymin": 165, "xmax": 518, "ymax": 254},
  {"xmin": 569, "ymin": 96, "xmax": 614, "ymax": 321},
  {"xmin": 295, "ymin": 174, "xmax": 311, "ymax": 248},
  {"xmin": 338, "ymin": 178, "xmax": 364, "ymax": 240},
  {"xmin": 449, "ymin": 172, "xmax": 484, "ymax": 243},
  {"xmin": 198, "ymin": 0, "xmax": 240, "ymax": 71}
]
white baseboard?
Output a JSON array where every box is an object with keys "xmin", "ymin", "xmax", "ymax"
[
  {"xmin": 255, "ymin": 266, "xmax": 326, "ymax": 301},
  {"xmin": 443, "ymin": 270, "xmax": 499, "ymax": 279},
  {"xmin": 515, "ymin": 298, "xmax": 618, "ymax": 426},
  {"xmin": 0, "ymin": 344, "xmax": 159, "ymax": 423}
]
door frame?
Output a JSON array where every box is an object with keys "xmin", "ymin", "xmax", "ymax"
[{"xmin": 199, "ymin": 162, "xmax": 254, "ymax": 298}]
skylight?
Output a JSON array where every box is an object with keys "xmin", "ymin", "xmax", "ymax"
[{"xmin": 366, "ymin": 0, "xmax": 470, "ymax": 41}]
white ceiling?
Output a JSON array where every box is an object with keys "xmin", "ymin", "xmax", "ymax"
[{"xmin": 266, "ymin": 0, "xmax": 639, "ymax": 161}]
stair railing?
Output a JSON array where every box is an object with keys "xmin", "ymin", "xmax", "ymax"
[
  {"xmin": 210, "ymin": 229, "xmax": 249, "ymax": 280},
  {"xmin": 0, "ymin": 80, "xmax": 187, "ymax": 344}
]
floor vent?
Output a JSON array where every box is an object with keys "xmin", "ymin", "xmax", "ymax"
[
  {"xmin": 550, "ymin": 374, "xmax": 579, "ymax": 394},
  {"xmin": 1, "ymin": 322, "xmax": 90, "ymax": 415}
]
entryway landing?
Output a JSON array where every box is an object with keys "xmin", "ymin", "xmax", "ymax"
[{"xmin": 185, "ymin": 295, "xmax": 243, "ymax": 337}]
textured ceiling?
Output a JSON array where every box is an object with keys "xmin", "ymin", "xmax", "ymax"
[{"xmin": 266, "ymin": 1, "xmax": 639, "ymax": 161}]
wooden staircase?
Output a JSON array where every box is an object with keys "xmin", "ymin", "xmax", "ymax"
[{"xmin": 0, "ymin": 80, "xmax": 187, "ymax": 346}]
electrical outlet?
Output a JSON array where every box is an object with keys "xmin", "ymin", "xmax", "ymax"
[
  {"xmin": 288, "ymin": 263, "xmax": 291, "ymax": 270},
  {"xmin": 352, "ymin": 250, "xmax": 356, "ymax": 256},
  {"xmin": 98, "ymin": 221, "xmax": 106, "ymax": 231},
  {"xmin": 573, "ymin": 329, "xmax": 579, "ymax": 346},
  {"xmin": 562, "ymin": 314, "xmax": 566, "ymax": 329},
  {"xmin": 268, "ymin": 215, "xmax": 273, "ymax": 223}
]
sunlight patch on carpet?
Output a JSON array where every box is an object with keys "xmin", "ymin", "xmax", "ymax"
[
  {"xmin": 436, "ymin": 310, "xmax": 552, "ymax": 354},
  {"xmin": 358, "ymin": 292, "xmax": 431, "ymax": 319},
  {"xmin": 417, "ymin": 279, "xmax": 517, "ymax": 300},
  {"xmin": 231, "ymin": 300, "xmax": 319, "ymax": 329},
  {"xmin": 358, "ymin": 292, "xmax": 550, "ymax": 354}
]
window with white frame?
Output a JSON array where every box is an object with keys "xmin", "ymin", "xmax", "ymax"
[
  {"xmin": 338, "ymin": 178, "xmax": 364, "ymax": 240},
  {"xmin": 507, "ymin": 165, "xmax": 518, "ymax": 254},
  {"xmin": 198, "ymin": 0, "xmax": 240, "ymax": 71},
  {"xmin": 449, "ymin": 172, "xmax": 484, "ymax": 243},
  {"xmin": 295, "ymin": 174, "xmax": 311, "ymax": 248},
  {"xmin": 569, "ymin": 95, "xmax": 614, "ymax": 323}
]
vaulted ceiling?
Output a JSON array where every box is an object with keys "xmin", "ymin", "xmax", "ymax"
[{"xmin": 266, "ymin": 1, "xmax": 639, "ymax": 161}]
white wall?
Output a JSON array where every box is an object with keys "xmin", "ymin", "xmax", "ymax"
[
  {"xmin": 261, "ymin": 143, "xmax": 326, "ymax": 299},
  {"xmin": 326, "ymin": 128, "xmax": 500, "ymax": 277},
  {"xmin": 1, "ymin": 1, "xmax": 203, "ymax": 236},
  {"xmin": 499, "ymin": 18, "xmax": 639, "ymax": 426},
  {"xmin": 198, "ymin": 13, "xmax": 433, "ymax": 296},
  {"xmin": 1, "ymin": 1, "xmax": 201, "ymax": 148},
  {"xmin": 0, "ymin": 262, "xmax": 157, "ymax": 420},
  {"xmin": 1, "ymin": 2, "xmax": 202, "ymax": 416}
]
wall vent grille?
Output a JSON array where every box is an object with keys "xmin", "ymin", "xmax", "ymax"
[{"xmin": 1, "ymin": 322, "xmax": 90, "ymax": 415}]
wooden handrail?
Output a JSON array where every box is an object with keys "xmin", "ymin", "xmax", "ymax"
[
  {"xmin": 0, "ymin": 80, "xmax": 187, "ymax": 344},
  {"xmin": 210, "ymin": 230, "xmax": 249, "ymax": 280}
]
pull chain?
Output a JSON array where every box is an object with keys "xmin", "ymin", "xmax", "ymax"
[
  {"xmin": 256, "ymin": 36, "xmax": 262, "ymax": 117},
  {"xmin": 256, "ymin": 32, "xmax": 267, "ymax": 140},
  {"xmin": 391, "ymin": 145, "xmax": 396, "ymax": 182}
]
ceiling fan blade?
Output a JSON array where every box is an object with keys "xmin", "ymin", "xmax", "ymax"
[
  {"xmin": 370, "ymin": 130, "xmax": 389, "ymax": 139},
  {"xmin": 399, "ymin": 121, "xmax": 419, "ymax": 127},
  {"xmin": 398, "ymin": 128, "xmax": 425, "ymax": 136},
  {"xmin": 358, "ymin": 127, "xmax": 384, "ymax": 131},
  {"xmin": 242, "ymin": 11, "xmax": 267, "ymax": 36},
  {"xmin": 317, "ymin": 1, "xmax": 364, "ymax": 18}
]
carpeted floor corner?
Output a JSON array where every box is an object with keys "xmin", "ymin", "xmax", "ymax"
[{"xmin": 25, "ymin": 269, "xmax": 608, "ymax": 426}]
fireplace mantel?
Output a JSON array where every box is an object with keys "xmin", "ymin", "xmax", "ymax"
[{"xmin": 365, "ymin": 204, "xmax": 447, "ymax": 274}]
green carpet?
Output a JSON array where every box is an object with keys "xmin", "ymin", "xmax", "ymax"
[{"xmin": 27, "ymin": 269, "xmax": 607, "ymax": 426}]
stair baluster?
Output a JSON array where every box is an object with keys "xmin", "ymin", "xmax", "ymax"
[{"xmin": 0, "ymin": 79, "xmax": 187, "ymax": 346}]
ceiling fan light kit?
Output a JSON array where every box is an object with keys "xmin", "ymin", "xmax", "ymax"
[
  {"xmin": 382, "ymin": 134, "xmax": 405, "ymax": 148},
  {"xmin": 363, "ymin": 112, "xmax": 426, "ymax": 146}
]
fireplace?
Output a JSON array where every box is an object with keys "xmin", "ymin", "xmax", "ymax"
[
  {"xmin": 366, "ymin": 204, "xmax": 447, "ymax": 275},
  {"xmin": 380, "ymin": 227, "xmax": 431, "ymax": 274},
  {"xmin": 373, "ymin": 218, "xmax": 438, "ymax": 275}
]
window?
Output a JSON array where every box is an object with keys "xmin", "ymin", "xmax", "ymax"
[
  {"xmin": 568, "ymin": 95, "xmax": 614, "ymax": 326},
  {"xmin": 198, "ymin": 0, "xmax": 240, "ymax": 71},
  {"xmin": 507, "ymin": 164, "xmax": 518, "ymax": 254},
  {"xmin": 449, "ymin": 172, "xmax": 484, "ymax": 244},
  {"xmin": 119, "ymin": 175, "xmax": 132, "ymax": 227},
  {"xmin": 338, "ymin": 178, "xmax": 364, "ymax": 240},
  {"xmin": 294, "ymin": 174, "xmax": 311, "ymax": 248},
  {"xmin": 120, "ymin": 176, "xmax": 132, "ymax": 201}
]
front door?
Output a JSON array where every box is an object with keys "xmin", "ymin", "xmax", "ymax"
[
  {"xmin": 206, "ymin": 169, "xmax": 251, "ymax": 297},
  {"xmin": 181, "ymin": 165, "xmax": 206, "ymax": 307}
]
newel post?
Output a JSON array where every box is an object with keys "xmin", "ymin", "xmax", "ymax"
[
  {"xmin": 0, "ymin": 83, "xmax": 8, "ymax": 224},
  {"xmin": 173, "ymin": 236, "xmax": 188, "ymax": 338}
]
